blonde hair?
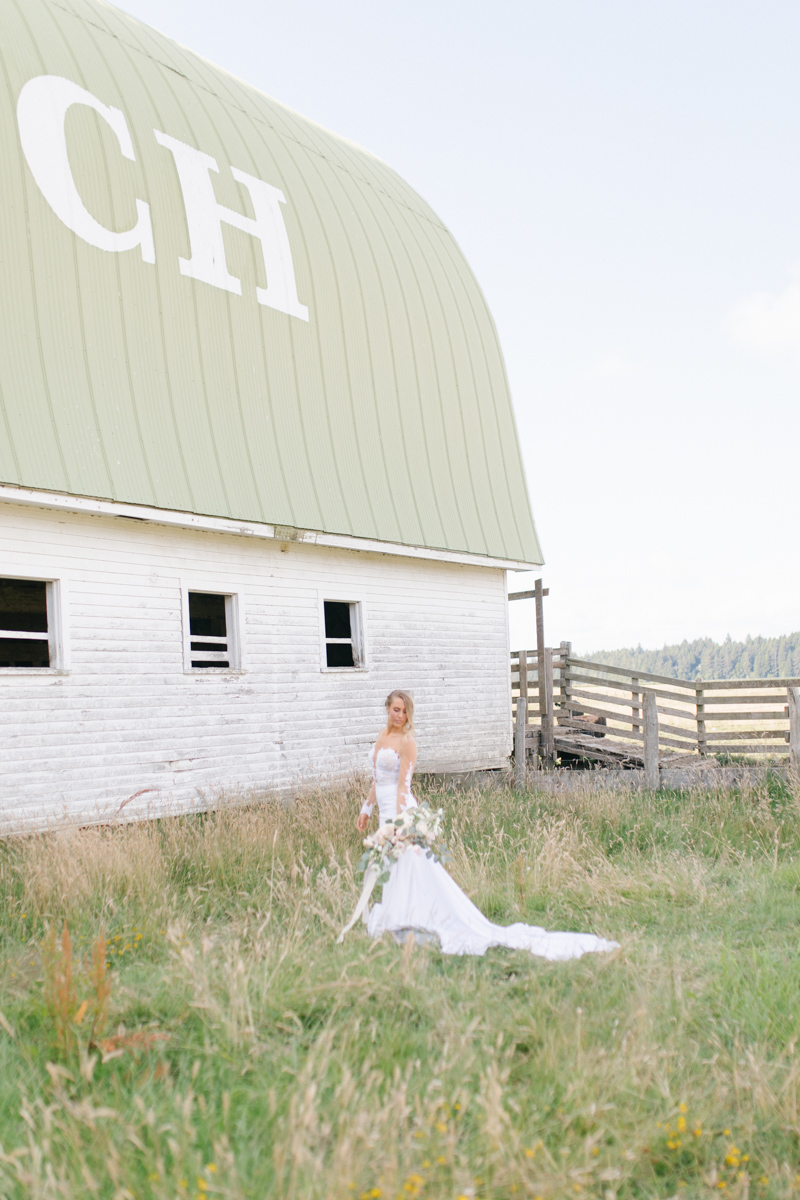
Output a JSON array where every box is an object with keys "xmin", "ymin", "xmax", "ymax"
[{"xmin": 385, "ymin": 689, "xmax": 414, "ymax": 733}]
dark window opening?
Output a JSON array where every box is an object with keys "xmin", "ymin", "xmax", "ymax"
[
  {"xmin": 189, "ymin": 592, "xmax": 229, "ymax": 668},
  {"xmin": 0, "ymin": 579, "xmax": 50, "ymax": 668},
  {"xmin": 324, "ymin": 601, "xmax": 351, "ymax": 640},
  {"xmin": 0, "ymin": 638, "xmax": 50, "ymax": 669},
  {"xmin": 324, "ymin": 600, "xmax": 358, "ymax": 668},
  {"xmin": 327, "ymin": 641, "xmax": 355, "ymax": 668}
]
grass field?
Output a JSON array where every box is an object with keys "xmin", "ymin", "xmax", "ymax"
[{"xmin": 2, "ymin": 775, "xmax": 800, "ymax": 1199}]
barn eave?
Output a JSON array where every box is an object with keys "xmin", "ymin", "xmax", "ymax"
[{"xmin": 0, "ymin": 483, "xmax": 543, "ymax": 572}]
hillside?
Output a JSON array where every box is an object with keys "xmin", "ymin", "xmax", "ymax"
[{"xmin": 586, "ymin": 631, "xmax": 800, "ymax": 680}]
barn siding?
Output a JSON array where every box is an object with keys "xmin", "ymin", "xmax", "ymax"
[{"xmin": 0, "ymin": 502, "xmax": 512, "ymax": 832}]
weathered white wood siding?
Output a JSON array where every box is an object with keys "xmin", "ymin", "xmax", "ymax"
[{"xmin": 0, "ymin": 502, "xmax": 512, "ymax": 831}]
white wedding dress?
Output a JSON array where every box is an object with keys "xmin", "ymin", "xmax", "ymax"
[{"xmin": 365, "ymin": 745, "xmax": 619, "ymax": 960}]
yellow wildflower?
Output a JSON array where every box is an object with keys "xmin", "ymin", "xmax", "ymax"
[
  {"xmin": 524, "ymin": 1148, "xmax": 536, "ymax": 1159},
  {"xmin": 677, "ymin": 1116, "xmax": 686, "ymax": 1132},
  {"xmin": 678, "ymin": 1103, "xmax": 688, "ymax": 1114},
  {"xmin": 196, "ymin": 1180, "xmax": 208, "ymax": 1192}
]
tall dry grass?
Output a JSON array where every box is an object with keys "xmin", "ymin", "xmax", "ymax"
[{"xmin": 2, "ymin": 772, "xmax": 800, "ymax": 1198}]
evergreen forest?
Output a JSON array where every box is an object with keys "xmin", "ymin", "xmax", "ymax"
[{"xmin": 587, "ymin": 630, "xmax": 800, "ymax": 680}]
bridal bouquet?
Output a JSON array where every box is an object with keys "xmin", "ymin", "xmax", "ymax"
[
  {"xmin": 336, "ymin": 803, "xmax": 449, "ymax": 943},
  {"xmin": 357, "ymin": 803, "xmax": 449, "ymax": 886}
]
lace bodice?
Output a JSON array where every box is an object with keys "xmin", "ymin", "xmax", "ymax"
[{"xmin": 371, "ymin": 743, "xmax": 416, "ymax": 822}]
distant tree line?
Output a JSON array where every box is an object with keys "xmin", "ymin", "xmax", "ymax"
[{"xmin": 586, "ymin": 632, "xmax": 800, "ymax": 681}]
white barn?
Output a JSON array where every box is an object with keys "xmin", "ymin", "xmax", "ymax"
[{"xmin": 0, "ymin": 0, "xmax": 542, "ymax": 831}]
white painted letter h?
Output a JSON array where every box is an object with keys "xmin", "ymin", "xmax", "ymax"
[{"xmin": 154, "ymin": 130, "xmax": 308, "ymax": 321}]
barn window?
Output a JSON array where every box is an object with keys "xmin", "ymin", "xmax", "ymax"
[
  {"xmin": 323, "ymin": 600, "xmax": 363, "ymax": 668},
  {"xmin": 0, "ymin": 578, "xmax": 60, "ymax": 670},
  {"xmin": 184, "ymin": 591, "xmax": 241, "ymax": 671}
]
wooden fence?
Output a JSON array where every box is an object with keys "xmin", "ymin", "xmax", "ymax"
[{"xmin": 511, "ymin": 645, "xmax": 800, "ymax": 773}]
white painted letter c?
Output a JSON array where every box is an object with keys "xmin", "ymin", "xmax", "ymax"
[{"xmin": 17, "ymin": 74, "xmax": 154, "ymax": 263}]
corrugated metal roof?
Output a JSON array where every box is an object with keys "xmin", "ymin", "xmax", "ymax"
[{"xmin": 0, "ymin": 0, "xmax": 542, "ymax": 566}]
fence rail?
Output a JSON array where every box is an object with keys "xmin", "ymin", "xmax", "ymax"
[{"xmin": 511, "ymin": 646, "xmax": 800, "ymax": 768}]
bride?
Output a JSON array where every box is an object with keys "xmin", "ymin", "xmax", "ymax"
[{"xmin": 351, "ymin": 689, "xmax": 618, "ymax": 960}]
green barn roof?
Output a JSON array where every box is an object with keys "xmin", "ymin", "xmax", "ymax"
[{"xmin": 0, "ymin": 0, "xmax": 542, "ymax": 566}]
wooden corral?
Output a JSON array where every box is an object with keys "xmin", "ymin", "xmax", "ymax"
[{"xmin": 511, "ymin": 646, "xmax": 800, "ymax": 776}]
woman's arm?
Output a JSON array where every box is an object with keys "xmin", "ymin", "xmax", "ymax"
[
  {"xmin": 356, "ymin": 781, "xmax": 376, "ymax": 832},
  {"xmin": 396, "ymin": 737, "xmax": 417, "ymax": 812}
]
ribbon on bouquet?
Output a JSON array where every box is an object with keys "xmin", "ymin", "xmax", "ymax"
[{"xmin": 336, "ymin": 861, "xmax": 379, "ymax": 944}]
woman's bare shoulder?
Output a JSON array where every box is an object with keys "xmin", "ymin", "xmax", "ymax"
[{"xmin": 400, "ymin": 733, "xmax": 418, "ymax": 756}]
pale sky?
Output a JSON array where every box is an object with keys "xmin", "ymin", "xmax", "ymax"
[{"xmin": 117, "ymin": 0, "xmax": 800, "ymax": 654}]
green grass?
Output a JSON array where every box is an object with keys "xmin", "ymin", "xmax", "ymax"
[{"xmin": 2, "ymin": 774, "xmax": 800, "ymax": 1199}]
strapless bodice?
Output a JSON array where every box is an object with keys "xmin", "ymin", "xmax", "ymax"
[{"xmin": 371, "ymin": 744, "xmax": 417, "ymax": 823}]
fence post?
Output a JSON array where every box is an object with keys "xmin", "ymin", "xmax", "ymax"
[
  {"xmin": 790, "ymin": 687, "xmax": 800, "ymax": 775},
  {"xmin": 515, "ymin": 695, "xmax": 527, "ymax": 789},
  {"xmin": 696, "ymin": 682, "xmax": 707, "ymax": 757},
  {"xmin": 559, "ymin": 641, "xmax": 572, "ymax": 724},
  {"xmin": 543, "ymin": 647, "xmax": 555, "ymax": 764},
  {"xmin": 518, "ymin": 649, "xmax": 528, "ymax": 720},
  {"xmin": 643, "ymin": 690, "xmax": 659, "ymax": 790},
  {"xmin": 631, "ymin": 674, "xmax": 641, "ymax": 734},
  {"xmin": 534, "ymin": 579, "xmax": 547, "ymax": 765}
]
